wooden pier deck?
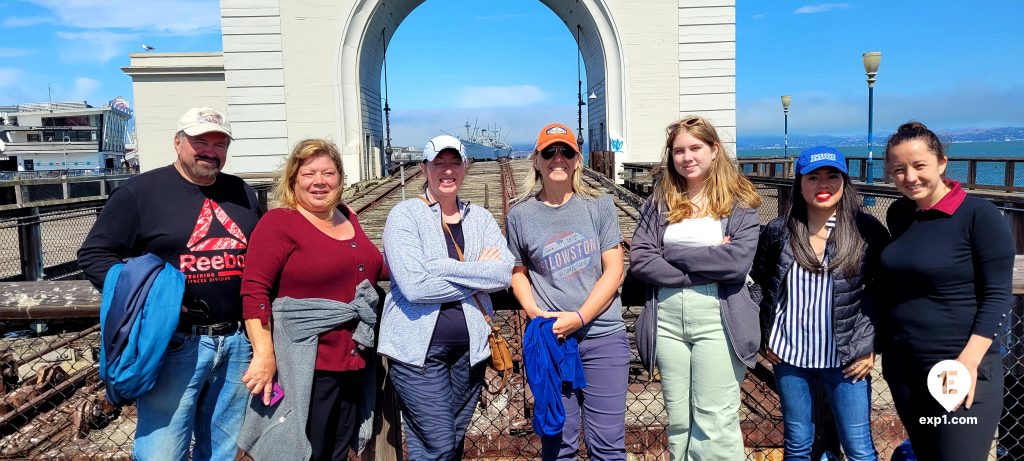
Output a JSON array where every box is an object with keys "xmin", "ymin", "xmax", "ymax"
[{"xmin": 0, "ymin": 158, "xmax": 1021, "ymax": 459}]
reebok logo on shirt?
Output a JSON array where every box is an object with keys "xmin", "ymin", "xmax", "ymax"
[{"xmin": 180, "ymin": 198, "xmax": 248, "ymax": 282}]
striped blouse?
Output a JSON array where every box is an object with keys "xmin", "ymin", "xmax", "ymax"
[{"xmin": 769, "ymin": 217, "xmax": 840, "ymax": 368}]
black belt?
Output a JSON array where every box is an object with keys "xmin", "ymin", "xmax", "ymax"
[{"xmin": 176, "ymin": 321, "xmax": 240, "ymax": 337}]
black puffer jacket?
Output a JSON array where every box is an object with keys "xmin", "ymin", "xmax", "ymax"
[{"xmin": 751, "ymin": 212, "xmax": 890, "ymax": 366}]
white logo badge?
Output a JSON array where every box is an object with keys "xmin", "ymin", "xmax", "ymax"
[{"xmin": 927, "ymin": 360, "xmax": 971, "ymax": 412}]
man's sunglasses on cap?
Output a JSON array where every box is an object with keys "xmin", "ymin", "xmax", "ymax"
[{"xmin": 540, "ymin": 144, "xmax": 577, "ymax": 160}]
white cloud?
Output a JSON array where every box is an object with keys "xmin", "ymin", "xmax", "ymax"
[
  {"xmin": 390, "ymin": 104, "xmax": 578, "ymax": 147},
  {"xmin": 70, "ymin": 77, "xmax": 99, "ymax": 101},
  {"xmin": 752, "ymin": 13, "xmax": 768, "ymax": 20},
  {"xmin": 738, "ymin": 83, "xmax": 1024, "ymax": 136},
  {"xmin": 2, "ymin": 16, "xmax": 50, "ymax": 27},
  {"xmin": 0, "ymin": 48, "xmax": 32, "ymax": 58},
  {"xmin": 794, "ymin": 3, "xmax": 851, "ymax": 14},
  {"xmin": 0, "ymin": 68, "xmax": 23, "ymax": 87},
  {"xmin": 455, "ymin": 85, "xmax": 547, "ymax": 108},
  {"xmin": 56, "ymin": 31, "xmax": 141, "ymax": 64},
  {"xmin": 18, "ymin": 0, "xmax": 220, "ymax": 35},
  {"xmin": 0, "ymin": 68, "xmax": 37, "ymax": 104}
]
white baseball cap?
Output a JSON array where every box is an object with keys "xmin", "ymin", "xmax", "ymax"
[
  {"xmin": 176, "ymin": 107, "xmax": 232, "ymax": 138},
  {"xmin": 422, "ymin": 135, "xmax": 466, "ymax": 162}
]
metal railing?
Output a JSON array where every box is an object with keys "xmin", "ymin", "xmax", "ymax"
[
  {"xmin": 0, "ymin": 176, "xmax": 1021, "ymax": 459},
  {"xmin": 740, "ymin": 155, "xmax": 1024, "ymax": 193}
]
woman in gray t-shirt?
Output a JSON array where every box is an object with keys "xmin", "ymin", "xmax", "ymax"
[{"xmin": 506, "ymin": 123, "xmax": 628, "ymax": 460}]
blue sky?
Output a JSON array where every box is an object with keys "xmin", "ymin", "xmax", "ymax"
[{"xmin": 1, "ymin": 0, "xmax": 1021, "ymax": 145}]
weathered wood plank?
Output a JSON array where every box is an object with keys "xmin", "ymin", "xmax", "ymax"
[{"xmin": 0, "ymin": 281, "xmax": 100, "ymax": 319}]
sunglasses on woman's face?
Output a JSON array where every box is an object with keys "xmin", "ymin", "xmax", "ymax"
[{"xmin": 540, "ymin": 145, "xmax": 577, "ymax": 160}]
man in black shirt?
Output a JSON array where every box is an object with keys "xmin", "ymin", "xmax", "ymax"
[{"xmin": 79, "ymin": 107, "xmax": 262, "ymax": 461}]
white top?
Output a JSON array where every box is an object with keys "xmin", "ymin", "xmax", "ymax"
[
  {"xmin": 663, "ymin": 215, "xmax": 723, "ymax": 248},
  {"xmin": 769, "ymin": 216, "xmax": 840, "ymax": 368}
]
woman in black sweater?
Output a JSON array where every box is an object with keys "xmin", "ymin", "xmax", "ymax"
[{"xmin": 879, "ymin": 121, "xmax": 1014, "ymax": 461}]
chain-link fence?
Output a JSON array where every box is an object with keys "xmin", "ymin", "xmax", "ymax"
[
  {"xmin": 0, "ymin": 325, "xmax": 129, "ymax": 460},
  {"xmin": 0, "ymin": 183, "xmax": 275, "ymax": 284},
  {"xmin": 0, "ymin": 205, "xmax": 103, "ymax": 282},
  {"xmin": 0, "ymin": 180, "xmax": 1020, "ymax": 459}
]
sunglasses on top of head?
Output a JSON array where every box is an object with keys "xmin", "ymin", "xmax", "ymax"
[{"xmin": 540, "ymin": 144, "xmax": 577, "ymax": 160}]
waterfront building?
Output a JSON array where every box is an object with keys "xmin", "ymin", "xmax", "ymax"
[
  {"xmin": 0, "ymin": 97, "xmax": 132, "ymax": 172},
  {"xmin": 121, "ymin": 0, "xmax": 737, "ymax": 184}
]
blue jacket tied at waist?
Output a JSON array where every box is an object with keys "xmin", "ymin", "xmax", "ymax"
[
  {"xmin": 99, "ymin": 253, "xmax": 185, "ymax": 405},
  {"xmin": 523, "ymin": 317, "xmax": 586, "ymax": 438}
]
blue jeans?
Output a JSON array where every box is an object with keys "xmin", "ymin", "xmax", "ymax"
[
  {"xmin": 389, "ymin": 345, "xmax": 485, "ymax": 461},
  {"xmin": 133, "ymin": 329, "xmax": 252, "ymax": 461},
  {"xmin": 774, "ymin": 362, "xmax": 877, "ymax": 461}
]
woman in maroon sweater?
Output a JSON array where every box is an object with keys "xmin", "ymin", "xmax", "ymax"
[{"xmin": 240, "ymin": 139, "xmax": 385, "ymax": 461}]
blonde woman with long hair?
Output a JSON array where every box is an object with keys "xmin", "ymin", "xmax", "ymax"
[
  {"xmin": 507, "ymin": 123, "xmax": 628, "ymax": 460},
  {"xmin": 629, "ymin": 116, "xmax": 762, "ymax": 460}
]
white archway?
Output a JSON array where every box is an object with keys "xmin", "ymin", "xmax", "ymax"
[
  {"xmin": 337, "ymin": 0, "xmax": 627, "ymax": 181},
  {"xmin": 152, "ymin": 0, "xmax": 735, "ymax": 179}
]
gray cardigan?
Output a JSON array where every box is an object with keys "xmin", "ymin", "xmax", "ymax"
[
  {"xmin": 377, "ymin": 196, "xmax": 514, "ymax": 367},
  {"xmin": 629, "ymin": 196, "xmax": 762, "ymax": 368},
  {"xmin": 236, "ymin": 281, "xmax": 379, "ymax": 460}
]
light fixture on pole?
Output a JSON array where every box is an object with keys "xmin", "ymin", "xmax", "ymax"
[
  {"xmin": 575, "ymin": 24, "xmax": 585, "ymax": 152},
  {"xmin": 863, "ymin": 52, "xmax": 881, "ymax": 185},
  {"xmin": 781, "ymin": 95, "xmax": 792, "ymax": 157},
  {"xmin": 862, "ymin": 51, "xmax": 881, "ymax": 206},
  {"xmin": 381, "ymin": 27, "xmax": 404, "ymax": 198},
  {"xmin": 62, "ymin": 135, "xmax": 70, "ymax": 173}
]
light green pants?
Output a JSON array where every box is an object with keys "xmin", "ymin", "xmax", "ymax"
[{"xmin": 656, "ymin": 284, "xmax": 745, "ymax": 461}]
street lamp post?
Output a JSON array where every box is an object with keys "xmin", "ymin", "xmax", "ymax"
[
  {"xmin": 62, "ymin": 135, "xmax": 70, "ymax": 174},
  {"xmin": 863, "ymin": 52, "xmax": 881, "ymax": 184},
  {"xmin": 781, "ymin": 95, "xmax": 792, "ymax": 157},
  {"xmin": 576, "ymin": 24, "xmax": 586, "ymax": 154},
  {"xmin": 862, "ymin": 51, "xmax": 881, "ymax": 206}
]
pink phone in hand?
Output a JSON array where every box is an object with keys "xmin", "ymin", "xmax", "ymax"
[{"xmin": 268, "ymin": 381, "xmax": 284, "ymax": 406}]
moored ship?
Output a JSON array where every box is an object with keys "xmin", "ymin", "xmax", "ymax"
[{"xmin": 460, "ymin": 121, "xmax": 513, "ymax": 160}]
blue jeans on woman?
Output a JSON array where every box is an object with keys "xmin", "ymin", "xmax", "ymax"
[{"xmin": 774, "ymin": 362, "xmax": 877, "ymax": 461}]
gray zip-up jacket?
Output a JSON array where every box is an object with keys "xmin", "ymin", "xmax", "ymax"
[
  {"xmin": 377, "ymin": 196, "xmax": 514, "ymax": 367},
  {"xmin": 629, "ymin": 196, "xmax": 762, "ymax": 369},
  {"xmin": 237, "ymin": 281, "xmax": 379, "ymax": 460}
]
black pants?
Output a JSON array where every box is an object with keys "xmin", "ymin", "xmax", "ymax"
[
  {"xmin": 307, "ymin": 369, "xmax": 364, "ymax": 461},
  {"xmin": 883, "ymin": 352, "xmax": 1003, "ymax": 461}
]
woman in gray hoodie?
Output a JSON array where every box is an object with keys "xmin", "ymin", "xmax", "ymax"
[
  {"xmin": 629, "ymin": 116, "xmax": 762, "ymax": 461},
  {"xmin": 377, "ymin": 135, "xmax": 514, "ymax": 461}
]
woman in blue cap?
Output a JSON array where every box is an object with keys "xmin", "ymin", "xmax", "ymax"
[{"xmin": 751, "ymin": 146, "xmax": 889, "ymax": 461}]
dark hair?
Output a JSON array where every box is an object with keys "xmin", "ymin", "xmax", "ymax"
[
  {"xmin": 786, "ymin": 171, "xmax": 865, "ymax": 276},
  {"xmin": 884, "ymin": 121, "xmax": 947, "ymax": 162}
]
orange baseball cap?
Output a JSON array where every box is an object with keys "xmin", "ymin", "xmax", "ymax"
[{"xmin": 534, "ymin": 123, "xmax": 580, "ymax": 153}]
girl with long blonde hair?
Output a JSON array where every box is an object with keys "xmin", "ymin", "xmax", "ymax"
[{"xmin": 630, "ymin": 115, "xmax": 762, "ymax": 460}]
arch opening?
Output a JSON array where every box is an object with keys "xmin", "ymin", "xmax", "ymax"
[{"xmin": 338, "ymin": 0, "xmax": 625, "ymax": 181}]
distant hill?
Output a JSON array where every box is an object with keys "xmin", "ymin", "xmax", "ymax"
[{"xmin": 739, "ymin": 127, "xmax": 1024, "ymax": 149}]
